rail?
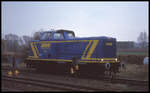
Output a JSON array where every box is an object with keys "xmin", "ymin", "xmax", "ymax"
[{"xmin": 2, "ymin": 74, "xmax": 107, "ymax": 91}]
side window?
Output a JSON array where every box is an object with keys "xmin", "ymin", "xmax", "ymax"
[
  {"xmin": 68, "ymin": 33, "xmax": 75, "ymax": 39},
  {"xmin": 41, "ymin": 33, "xmax": 47, "ymax": 40},
  {"xmin": 41, "ymin": 32, "xmax": 52, "ymax": 40},
  {"xmin": 54, "ymin": 33, "xmax": 64, "ymax": 39},
  {"xmin": 47, "ymin": 33, "xmax": 52, "ymax": 39}
]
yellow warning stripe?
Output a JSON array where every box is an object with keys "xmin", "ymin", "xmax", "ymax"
[
  {"xmin": 34, "ymin": 44, "xmax": 40, "ymax": 56},
  {"xmin": 30, "ymin": 42, "xmax": 38, "ymax": 58},
  {"xmin": 81, "ymin": 40, "xmax": 92, "ymax": 59},
  {"xmin": 84, "ymin": 58, "xmax": 117, "ymax": 60},
  {"xmin": 86, "ymin": 40, "xmax": 99, "ymax": 58},
  {"xmin": 27, "ymin": 58, "xmax": 72, "ymax": 62},
  {"xmin": 26, "ymin": 58, "xmax": 120, "ymax": 63},
  {"xmin": 33, "ymin": 40, "xmax": 90, "ymax": 44}
]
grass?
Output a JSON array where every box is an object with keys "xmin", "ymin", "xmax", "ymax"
[{"xmin": 117, "ymin": 64, "xmax": 149, "ymax": 80}]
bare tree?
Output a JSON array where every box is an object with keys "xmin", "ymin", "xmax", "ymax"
[
  {"xmin": 23, "ymin": 35, "xmax": 32, "ymax": 45},
  {"xmin": 2, "ymin": 39, "xmax": 6, "ymax": 53},
  {"xmin": 33, "ymin": 32, "xmax": 41, "ymax": 40},
  {"xmin": 4, "ymin": 34, "xmax": 20, "ymax": 52},
  {"xmin": 33, "ymin": 28, "xmax": 44, "ymax": 40},
  {"xmin": 137, "ymin": 31, "xmax": 148, "ymax": 48}
]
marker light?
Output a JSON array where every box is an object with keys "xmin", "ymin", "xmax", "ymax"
[
  {"xmin": 115, "ymin": 58, "xmax": 117, "ymax": 61},
  {"xmin": 75, "ymin": 65, "xmax": 79, "ymax": 70},
  {"xmin": 15, "ymin": 70, "xmax": 19, "ymax": 75},
  {"xmin": 8, "ymin": 71, "xmax": 13, "ymax": 77},
  {"xmin": 70, "ymin": 67, "xmax": 74, "ymax": 74}
]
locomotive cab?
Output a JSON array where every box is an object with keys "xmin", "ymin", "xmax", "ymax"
[{"xmin": 40, "ymin": 29, "xmax": 75, "ymax": 41}]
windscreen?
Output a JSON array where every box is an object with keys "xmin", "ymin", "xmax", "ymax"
[{"xmin": 40, "ymin": 32, "xmax": 52, "ymax": 40}]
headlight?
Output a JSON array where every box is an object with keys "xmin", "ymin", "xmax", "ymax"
[
  {"xmin": 101, "ymin": 59, "xmax": 104, "ymax": 61},
  {"xmin": 115, "ymin": 58, "xmax": 117, "ymax": 61}
]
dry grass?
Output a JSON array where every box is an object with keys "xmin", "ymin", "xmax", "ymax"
[{"xmin": 117, "ymin": 64, "xmax": 149, "ymax": 80}]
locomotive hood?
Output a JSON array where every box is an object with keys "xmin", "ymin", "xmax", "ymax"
[{"xmin": 68, "ymin": 36, "xmax": 116, "ymax": 41}]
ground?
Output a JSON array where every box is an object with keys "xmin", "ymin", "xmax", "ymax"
[{"xmin": 117, "ymin": 63, "xmax": 148, "ymax": 80}]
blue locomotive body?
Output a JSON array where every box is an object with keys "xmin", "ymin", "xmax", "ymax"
[
  {"xmin": 26, "ymin": 29, "xmax": 120, "ymax": 75},
  {"xmin": 27, "ymin": 30, "xmax": 118, "ymax": 63}
]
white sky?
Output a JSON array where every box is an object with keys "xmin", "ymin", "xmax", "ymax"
[{"xmin": 2, "ymin": 1, "xmax": 149, "ymax": 42}]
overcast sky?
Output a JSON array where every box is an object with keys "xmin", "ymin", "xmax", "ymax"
[{"xmin": 2, "ymin": 1, "xmax": 149, "ymax": 42}]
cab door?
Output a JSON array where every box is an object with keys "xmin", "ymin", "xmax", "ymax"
[
  {"xmin": 53, "ymin": 32, "xmax": 65, "ymax": 59},
  {"xmin": 39, "ymin": 32, "xmax": 54, "ymax": 58}
]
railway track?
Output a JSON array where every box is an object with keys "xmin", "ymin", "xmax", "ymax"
[
  {"xmin": 2, "ymin": 66, "xmax": 148, "ymax": 87},
  {"xmin": 2, "ymin": 74, "xmax": 107, "ymax": 91},
  {"xmin": 110, "ymin": 77, "xmax": 148, "ymax": 86},
  {"xmin": 2, "ymin": 87, "xmax": 21, "ymax": 91},
  {"xmin": 77, "ymin": 73, "xmax": 148, "ymax": 86}
]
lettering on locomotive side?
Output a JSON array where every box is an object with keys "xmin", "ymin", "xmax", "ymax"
[
  {"xmin": 106, "ymin": 42, "xmax": 112, "ymax": 46},
  {"xmin": 41, "ymin": 43, "xmax": 51, "ymax": 48}
]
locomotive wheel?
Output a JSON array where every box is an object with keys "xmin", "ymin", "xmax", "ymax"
[{"xmin": 26, "ymin": 63, "xmax": 31, "ymax": 68}]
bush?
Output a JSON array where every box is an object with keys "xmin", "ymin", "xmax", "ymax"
[{"xmin": 118, "ymin": 55, "xmax": 146, "ymax": 65}]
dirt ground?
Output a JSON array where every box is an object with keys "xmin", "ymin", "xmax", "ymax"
[{"xmin": 117, "ymin": 64, "xmax": 149, "ymax": 80}]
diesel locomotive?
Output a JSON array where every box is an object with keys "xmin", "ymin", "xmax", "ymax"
[{"xmin": 25, "ymin": 29, "xmax": 120, "ymax": 76}]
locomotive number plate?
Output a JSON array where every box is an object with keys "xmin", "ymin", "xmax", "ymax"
[
  {"xmin": 41, "ymin": 43, "xmax": 50, "ymax": 48},
  {"xmin": 106, "ymin": 42, "xmax": 112, "ymax": 46}
]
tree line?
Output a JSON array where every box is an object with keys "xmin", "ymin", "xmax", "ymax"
[
  {"xmin": 137, "ymin": 32, "xmax": 148, "ymax": 48},
  {"xmin": 1, "ymin": 30, "xmax": 148, "ymax": 55},
  {"xmin": 1, "ymin": 31, "xmax": 41, "ymax": 55}
]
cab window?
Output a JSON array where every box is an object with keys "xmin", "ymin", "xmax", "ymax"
[
  {"xmin": 67, "ymin": 32, "xmax": 75, "ymax": 39},
  {"xmin": 54, "ymin": 33, "xmax": 64, "ymax": 39},
  {"xmin": 41, "ymin": 32, "xmax": 52, "ymax": 40}
]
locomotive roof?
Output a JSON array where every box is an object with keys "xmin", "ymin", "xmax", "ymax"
[
  {"xmin": 56, "ymin": 29, "xmax": 74, "ymax": 33},
  {"xmin": 42, "ymin": 29, "xmax": 74, "ymax": 33}
]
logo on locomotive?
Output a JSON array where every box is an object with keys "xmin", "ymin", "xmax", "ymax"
[{"xmin": 41, "ymin": 43, "xmax": 51, "ymax": 48}]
